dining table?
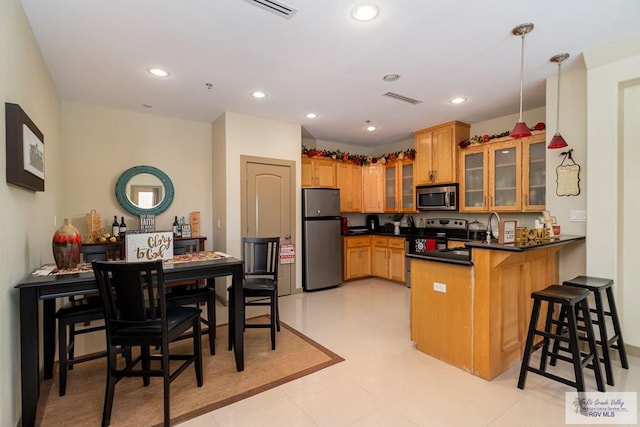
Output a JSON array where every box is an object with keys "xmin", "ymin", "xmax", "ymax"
[{"xmin": 14, "ymin": 253, "xmax": 245, "ymax": 427}]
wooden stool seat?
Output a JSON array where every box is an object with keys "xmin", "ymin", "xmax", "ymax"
[
  {"xmin": 518, "ymin": 284, "xmax": 605, "ymax": 392},
  {"xmin": 562, "ymin": 276, "xmax": 628, "ymax": 386}
]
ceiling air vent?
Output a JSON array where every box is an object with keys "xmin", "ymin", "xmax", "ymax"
[
  {"xmin": 382, "ymin": 92, "xmax": 422, "ymax": 105},
  {"xmin": 243, "ymin": 0, "xmax": 298, "ymax": 19}
]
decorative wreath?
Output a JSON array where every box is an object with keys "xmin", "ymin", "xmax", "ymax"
[
  {"xmin": 458, "ymin": 122, "xmax": 545, "ymax": 149},
  {"xmin": 302, "ymin": 146, "xmax": 416, "ymax": 166}
]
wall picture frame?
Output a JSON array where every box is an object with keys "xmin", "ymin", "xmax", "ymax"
[
  {"xmin": 5, "ymin": 103, "xmax": 45, "ymax": 192},
  {"xmin": 498, "ymin": 220, "xmax": 517, "ymax": 244}
]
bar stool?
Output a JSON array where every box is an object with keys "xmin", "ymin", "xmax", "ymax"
[
  {"xmin": 518, "ymin": 285, "xmax": 605, "ymax": 392},
  {"xmin": 562, "ymin": 276, "xmax": 629, "ymax": 386}
]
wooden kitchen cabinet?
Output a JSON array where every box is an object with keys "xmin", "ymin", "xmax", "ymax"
[
  {"xmin": 384, "ymin": 159, "xmax": 415, "ymax": 213},
  {"xmin": 414, "ymin": 121, "xmax": 470, "ymax": 185},
  {"xmin": 362, "ymin": 164, "xmax": 384, "ymax": 213},
  {"xmin": 302, "ymin": 157, "xmax": 336, "ymax": 188},
  {"xmin": 522, "ymin": 133, "xmax": 546, "ymax": 211},
  {"xmin": 336, "ymin": 162, "xmax": 362, "ymax": 212},
  {"xmin": 343, "ymin": 235, "xmax": 371, "ymax": 280},
  {"xmin": 459, "ymin": 131, "xmax": 545, "ymax": 213},
  {"xmin": 371, "ymin": 236, "xmax": 405, "ymax": 282}
]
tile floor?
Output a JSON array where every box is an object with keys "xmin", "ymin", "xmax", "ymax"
[{"xmin": 181, "ymin": 278, "xmax": 639, "ymax": 427}]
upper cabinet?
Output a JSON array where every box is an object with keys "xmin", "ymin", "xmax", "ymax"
[
  {"xmin": 336, "ymin": 162, "xmax": 362, "ymax": 213},
  {"xmin": 362, "ymin": 164, "xmax": 384, "ymax": 213},
  {"xmin": 522, "ymin": 134, "xmax": 546, "ymax": 211},
  {"xmin": 459, "ymin": 130, "xmax": 546, "ymax": 212},
  {"xmin": 302, "ymin": 157, "xmax": 336, "ymax": 188},
  {"xmin": 414, "ymin": 121, "xmax": 470, "ymax": 185},
  {"xmin": 385, "ymin": 159, "xmax": 415, "ymax": 212}
]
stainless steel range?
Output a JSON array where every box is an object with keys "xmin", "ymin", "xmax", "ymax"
[
  {"xmin": 406, "ymin": 218, "xmax": 468, "ymax": 256},
  {"xmin": 405, "ymin": 218, "xmax": 469, "ymax": 288}
]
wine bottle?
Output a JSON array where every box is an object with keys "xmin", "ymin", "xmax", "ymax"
[
  {"xmin": 173, "ymin": 216, "xmax": 181, "ymax": 238},
  {"xmin": 112, "ymin": 215, "xmax": 119, "ymax": 238},
  {"xmin": 119, "ymin": 216, "xmax": 127, "ymax": 239}
]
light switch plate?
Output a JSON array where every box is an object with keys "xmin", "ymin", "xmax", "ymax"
[
  {"xmin": 434, "ymin": 282, "xmax": 446, "ymax": 293},
  {"xmin": 570, "ymin": 210, "xmax": 587, "ymax": 222}
]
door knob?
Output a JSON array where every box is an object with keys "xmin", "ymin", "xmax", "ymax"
[{"xmin": 284, "ymin": 235, "xmax": 291, "ymax": 240}]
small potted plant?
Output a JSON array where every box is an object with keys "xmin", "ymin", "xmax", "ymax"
[{"xmin": 389, "ymin": 213, "xmax": 404, "ymax": 235}]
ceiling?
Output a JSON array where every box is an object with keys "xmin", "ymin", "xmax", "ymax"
[{"xmin": 20, "ymin": 0, "xmax": 640, "ymax": 147}]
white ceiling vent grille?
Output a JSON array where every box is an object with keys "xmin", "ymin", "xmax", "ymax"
[
  {"xmin": 382, "ymin": 92, "xmax": 422, "ymax": 105},
  {"xmin": 243, "ymin": 0, "xmax": 298, "ymax": 18}
]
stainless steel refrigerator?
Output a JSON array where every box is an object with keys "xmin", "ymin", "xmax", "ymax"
[{"xmin": 302, "ymin": 188, "xmax": 343, "ymax": 291}]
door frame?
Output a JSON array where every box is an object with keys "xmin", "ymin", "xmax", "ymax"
[{"xmin": 240, "ymin": 155, "xmax": 300, "ymax": 294}]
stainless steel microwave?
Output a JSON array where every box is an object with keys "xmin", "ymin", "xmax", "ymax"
[{"xmin": 416, "ymin": 184, "xmax": 458, "ymax": 211}]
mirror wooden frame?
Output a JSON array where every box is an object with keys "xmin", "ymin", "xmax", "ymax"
[{"xmin": 115, "ymin": 165, "xmax": 174, "ymax": 216}]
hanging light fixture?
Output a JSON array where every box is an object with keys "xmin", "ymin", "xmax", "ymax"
[
  {"xmin": 548, "ymin": 53, "xmax": 570, "ymax": 149},
  {"xmin": 510, "ymin": 23, "xmax": 534, "ymax": 139}
]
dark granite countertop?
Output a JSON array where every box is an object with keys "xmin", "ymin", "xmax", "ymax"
[{"xmin": 464, "ymin": 235, "xmax": 585, "ymax": 252}]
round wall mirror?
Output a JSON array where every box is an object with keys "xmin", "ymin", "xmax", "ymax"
[{"xmin": 115, "ymin": 165, "xmax": 174, "ymax": 216}]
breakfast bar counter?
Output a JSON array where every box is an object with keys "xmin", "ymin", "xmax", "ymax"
[{"xmin": 410, "ymin": 235, "xmax": 585, "ymax": 380}]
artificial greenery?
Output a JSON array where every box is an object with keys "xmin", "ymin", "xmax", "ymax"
[
  {"xmin": 302, "ymin": 146, "xmax": 416, "ymax": 166},
  {"xmin": 458, "ymin": 122, "xmax": 546, "ymax": 149}
]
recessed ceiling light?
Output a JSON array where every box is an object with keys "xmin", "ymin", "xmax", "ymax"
[
  {"xmin": 251, "ymin": 91, "xmax": 267, "ymax": 99},
  {"xmin": 450, "ymin": 97, "xmax": 467, "ymax": 104},
  {"xmin": 366, "ymin": 125, "xmax": 377, "ymax": 132},
  {"xmin": 351, "ymin": 3, "xmax": 379, "ymax": 22},
  {"xmin": 148, "ymin": 68, "xmax": 169, "ymax": 77},
  {"xmin": 306, "ymin": 113, "xmax": 318, "ymax": 119},
  {"xmin": 383, "ymin": 73, "xmax": 400, "ymax": 82}
]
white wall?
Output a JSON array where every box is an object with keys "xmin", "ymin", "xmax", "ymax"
[
  {"xmin": 1, "ymin": 0, "xmax": 63, "ymax": 423},
  {"xmin": 213, "ymin": 112, "xmax": 302, "ymax": 290},
  {"xmin": 584, "ymin": 34, "xmax": 640, "ymax": 346},
  {"xmin": 61, "ymin": 102, "xmax": 214, "ymax": 245}
]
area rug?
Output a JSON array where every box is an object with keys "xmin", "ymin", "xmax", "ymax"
[{"xmin": 36, "ymin": 316, "xmax": 343, "ymax": 426}]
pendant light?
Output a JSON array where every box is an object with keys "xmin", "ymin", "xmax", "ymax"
[
  {"xmin": 548, "ymin": 53, "xmax": 570, "ymax": 149},
  {"xmin": 510, "ymin": 23, "xmax": 534, "ymax": 139}
]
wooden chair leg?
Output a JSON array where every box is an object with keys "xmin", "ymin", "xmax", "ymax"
[
  {"xmin": 102, "ymin": 346, "xmax": 117, "ymax": 427},
  {"xmin": 58, "ymin": 320, "xmax": 69, "ymax": 396}
]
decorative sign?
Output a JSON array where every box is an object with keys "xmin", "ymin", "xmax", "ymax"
[
  {"xmin": 498, "ymin": 220, "xmax": 517, "ymax": 244},
  {"xmin": 181, "ymin": 224, "xmax": 192, "ymax": 238},
  {"xmin": 190, "ymin": 211, "xmax": 200, "ymax": 237},
  {"xmin": 139, "ymin": 214, "xmax": 156, "ymax": 233},
  {"xmin": 125, "ymin": 231, "xmax": 173, "ymax": 262},
  {"xmin": 556, "ymin": 149, "xmax": 581, "ymax": 196},
  {"xmin": 280, "ymin": 244, "xmax": 295, "ymax": 264}
]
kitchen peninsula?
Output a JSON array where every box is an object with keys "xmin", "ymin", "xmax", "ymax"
[{"xmin": 409, "ymin": 235, "xmax": 585, "ymax": 380}]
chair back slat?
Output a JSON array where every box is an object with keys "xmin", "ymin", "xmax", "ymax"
[
  {"xmin": 92, "ymin": 260, "xmax": 166, "ymax": 330},
  {"xmin": 241, "ymin": 237, "xmax": 280, "ymax": 280},
  {"xmin": 173, "ymin": 239, "xmax": 200, "ymax": 255},
  {"xmin": 81, "ymin": 242, "xmax": 123, "ymax": 262}
]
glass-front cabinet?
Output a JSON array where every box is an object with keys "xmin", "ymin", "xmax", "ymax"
[
  {"xmin": 522, "ymin": 135, "xmax": 546, "ymax": 211},
  {"xmin": 460, "ymin": 147, "xmax": 488, "ymax": 212},
  {"xmin": 384, "ymin": 159, "xmax": 415, "ymax": 212},
  {"xmin": 459, "ymin": 131, "xmax": 545, "ymax": 213},
  {"xmin": 489, "ymin": 140, "xmax": 521, "ymax": 211}
]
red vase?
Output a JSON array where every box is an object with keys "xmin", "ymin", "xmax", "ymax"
[{"xmin": 52, "ymin": 218, "xmax": 82, "ymax": 269}]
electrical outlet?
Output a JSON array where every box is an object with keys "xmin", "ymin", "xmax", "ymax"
[{"xmin": 434, "ymin": 282, "xmax": 446, "ymax": 293}]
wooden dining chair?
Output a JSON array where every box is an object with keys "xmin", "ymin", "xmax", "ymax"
[
  {"xmin": 92, "ymin": 259, "xmax": 203, "ymax": 427},
  {"xmin": 166, "ymin": 238, "xmax": 217, "ymax": 354},
  {"xmin": 229, "ymin": 237, "xmax": 280, "ymax": 350},
  {"xmin": 55, "ymin": 242, "xmax": 123, "ymax": 396}
]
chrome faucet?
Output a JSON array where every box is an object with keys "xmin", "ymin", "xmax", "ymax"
[{"xmin": 486, "ymin": 212, "xmax": 500, "ymax": 244}]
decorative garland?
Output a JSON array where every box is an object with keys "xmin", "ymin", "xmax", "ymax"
[
  {"xmin": 302, "ymin": 146, "xmax": 416, "ymax": 166},
  {"xmin": 458, "ymin": 122, "xmax": 545, "ymax": 149}
]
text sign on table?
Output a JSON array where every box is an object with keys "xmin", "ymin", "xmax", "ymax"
[{"xmin": 125, "ymin": 231, "xmax": 174, "ymax": 262}]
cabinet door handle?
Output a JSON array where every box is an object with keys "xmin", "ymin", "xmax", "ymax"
[{"xmin": 524, "ymin": 194, "xmax": 528, "ymax": 205}]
